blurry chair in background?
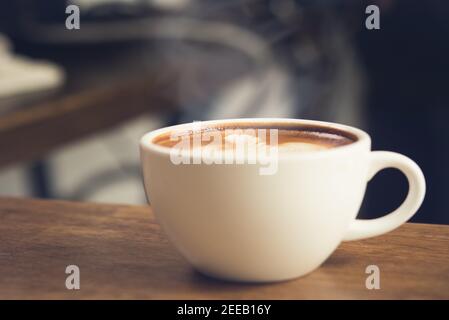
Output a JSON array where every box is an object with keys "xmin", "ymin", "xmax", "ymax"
[
  {"xmin": 0, "ymin": 0, "xmax": 364, "ymax": 204},
  {"xmin": 1, "ymin": 0, "xmax": 447, "ymax": 225}
]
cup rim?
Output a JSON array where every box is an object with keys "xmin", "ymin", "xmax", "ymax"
[{"xmin": 140, "ymin": 118, "xmax": 371, "ymax": 160}]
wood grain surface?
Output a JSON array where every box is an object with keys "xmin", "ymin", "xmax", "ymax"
[{"xmin": 0, "ymin": 197, "xmax": 448, "ymax": 299}]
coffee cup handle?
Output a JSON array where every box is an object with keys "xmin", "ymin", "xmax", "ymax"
[{"xmin": 343, "ymin": 151, "xmax": 426, "ymax": 241}]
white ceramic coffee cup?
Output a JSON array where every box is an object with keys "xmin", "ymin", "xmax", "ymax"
[{"xmin": 140, "ymin": 118, "xmax": 425, "ymax": 282}]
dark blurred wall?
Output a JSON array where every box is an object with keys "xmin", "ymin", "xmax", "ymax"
[{"xmin": 357, "ymin": 0, "xmax": 449, "ymax": 224}]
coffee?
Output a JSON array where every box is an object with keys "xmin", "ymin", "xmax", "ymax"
[{"xmin": 152, "ymin": 123, "xmax": 356, "ymax": 152}]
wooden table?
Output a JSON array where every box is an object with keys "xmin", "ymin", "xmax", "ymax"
[{"xmin": 0, "ymin": 197, "xmax": 448, "ymax": 299}]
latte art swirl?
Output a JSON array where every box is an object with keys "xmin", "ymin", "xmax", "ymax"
[{"xmin": 153, "ymin": 124, "xmax": 355, "ymax": 153}]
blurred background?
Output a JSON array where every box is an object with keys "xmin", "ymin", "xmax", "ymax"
[{"xmin": 0, "ymin": 0, "xmax": 447, "ymax": 224}]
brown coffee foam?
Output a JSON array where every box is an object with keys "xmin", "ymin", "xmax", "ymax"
[{"xmin": 152, "ymin": 122, "xmax": 357, "ymax": 149}]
